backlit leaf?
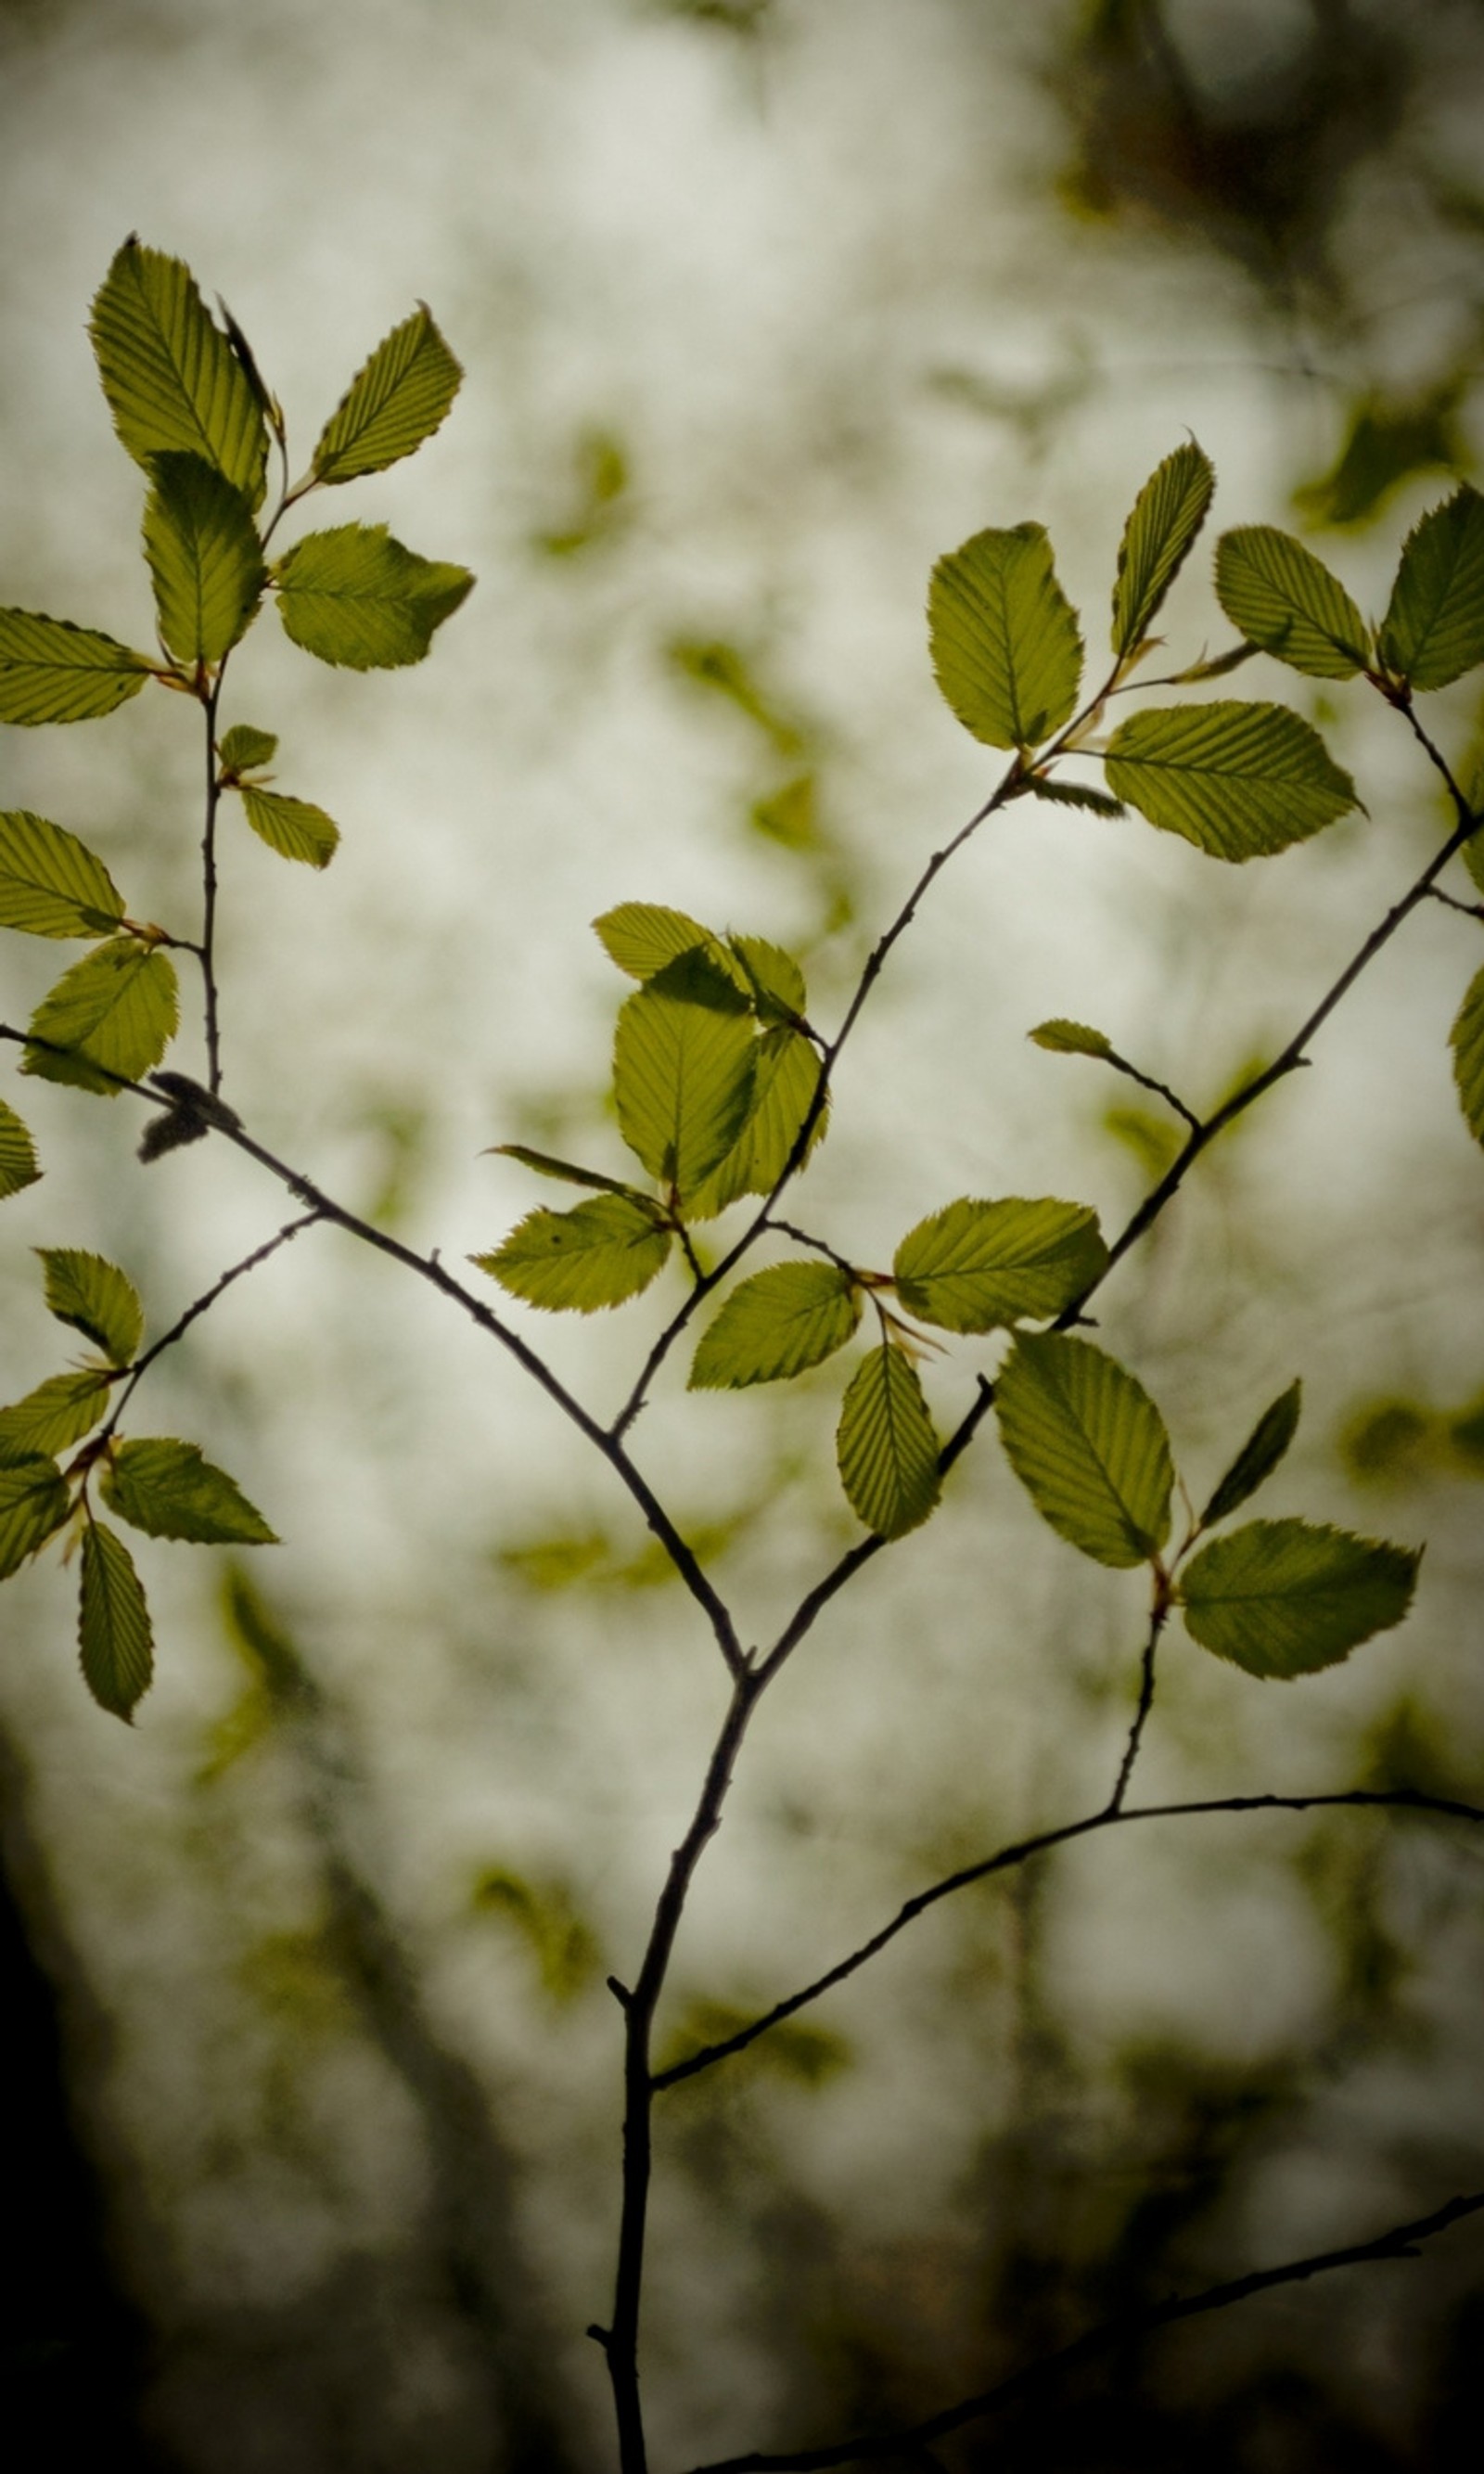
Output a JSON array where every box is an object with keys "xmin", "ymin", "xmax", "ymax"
[
  {"xmin": 218, "ymin": 723, "xmax": 277, "ymax": 774},
  {"xmin": 274, "ymin": 524, "xmax": 473, "ymax": 669},
  {"xmin": 1451, "ymin": 961, "xmax": 1484, "ymax": 1149},
  {"xmin": 312, "ymin": 304, "xmax": 463, "ymax": 484},
  {"xmin": 1025, "ymin": 776, "xmax": 1126, "ymax": 817},
  {"xmin": 78, "ymin": 1519, "xmax": 153, "ymax": 1720},
  {"xmin": 1214, "ymin": 526, "xmax": 1371, "ymax": 678},
  {"xmin": 690, "ymin": 1261, "xmax": 860, "ymax": 1388},
  {"xmin": 102, "ymin": 1438, "xmax": 277, "ymax": 1544},
  {"xmin": 1378, "ymin": 484, "xmax": 1484, "ymax": 690},
  {"xmin": 684, "ymin": 1027, "xmax": 825, "ymax": 1218},
  {"xmin": 929, "ymin": 522, "xmax": 1083, "ymax": 749},
  {"xmin": 1104, "ymin": 701, "xmax": 1357, "ymax": 861},
  {"xmin": 612, "ymin": 951, "xmax": 756, "ymax": 1200},
  {"xmin": 88, "ymin": 237, "xmax": 267, "ymax": 505},
  {"xmin": 594, "ymin": 903, "xmax": 716, "ymax": 980},
  {"xmin": 143, "ymin": 453, "xmax": 265, "ymax": 665},
  {"xmin": 1199, "ymin": 1379, "xmax": 1302, "ymax": 1526},
  {"xmin": 474, "ymin": 1193, "xmax": 672, "ymax": 1312},
  {"xmin": 0, "ymin": 1369, "xmax": 112, "ymax": 1456},
  {"xmin": 1180, "ymin": 1519, "xmax": 1419, "ymax": 1678},
  {"xmin": 726, "ymin": 934, "xmax": 807, "ymax": 1022},
  {"xmin": 837, "ymin": 1343, "xmax": 941, "ymax": 1539},
  {"xmin": 488, "ymin": 1145, "xmax": 641, "ymax": 1197},
  {"xmin": 22, "ymin": 939, "xmax": 178, "ymax": 1094},
  {"xmin": 0, "ymin": 609, "xmax": 152, "ymax": 725},
  {"xmin": 1112, "ymin": 441, "xmax": 1215, "ymax": 656},
  {"xmin": 893, "ymin": 1197, "xmax": 1107, "ymax": 1332},
  {"xmin": 0, "ymin": 1098, "xmax": 41, "ymax": 1200},
  {"xmin": 0, "ymin": 811, "xmax": 124, "ymax": 938},
  {"xmin": 0, "ymin": 1452, "xmax": 70, "ymax": 1580},
  {"xmin": 239, "ymin": 786, "xmax": 339, "ymax": 868},
  {"xmin": 1028, "ymin": 1019, "xmax": 1114, "ymax": 1058},
  {"xmin": 995, "ymin": 1331, "xmax": 1172, "ymax": 1568},
  {"xmin": 36, "ymin": 1248, "xmax": 143, "ymax": 1365}
]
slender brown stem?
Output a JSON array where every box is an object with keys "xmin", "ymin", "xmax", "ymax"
[
  {"xmin": 1108, "ymin": 1597, "xmax": 1166, "ymax": 1814},
  {"xmin": 96, "ymin": 1210, "xmax": 322, "ymax": 1443},
  {"xmin": 199, "ymin": 674, "xmax": 226, "ymax": 1094}
]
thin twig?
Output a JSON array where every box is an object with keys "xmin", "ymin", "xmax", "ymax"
[
  {"xmin": 679, "ymin": 2189, "xmax": 1484, "ymax": 2472},
  {"xmin": 96, "ymin": 1210, "xmax": 323, "ymax": 1442},
  {"xmin": 1107, "ymin": 1598, "xmax": 1166, "ymax": 1814}
]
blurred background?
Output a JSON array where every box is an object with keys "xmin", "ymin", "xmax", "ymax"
[{"xmin": 3, "ymin": 1, "xmax": 1484, "ymax": 2467}]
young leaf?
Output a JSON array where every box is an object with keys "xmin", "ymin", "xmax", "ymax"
[
  {"xmin": 1025, "ymin": 776, "xmax": 1126, "ymax": 817},
  {"xmin": 837, "ymin": 1344, "xmax": 942, "ymax": 1539},
  {"xmin": 78, "ymin": 1519, "xmax": 154, "ymax": 1721},
  {"xmin": 594, "ymin": 903, "xmax": 716, "ymax": 981},
  {"xmin": 0, "ymin": 609, "xmax": 153, "ymax": 725},
  {"xmin": 1199, "ymin": 1379, "xmax": 1302, "ymax": 1527},
  {"xmin": 1029, "ymin": 1019, "xmax": 1114, "ymax": 1058},
  {"xmin": 1377, "ymin": 484, "xmax": 1484, "ymax": 690},
  {"xmin": 1214, "ymin": 527, "xmax": 1371, "ymax": 678},
  {"xmin": 22, "ymin": 939, "xmax": 179, "ymax": 1094},
  {"xmin": 0, "ymin": 1452, "xmax": 70, "ymax": 1581},
  {"xmin": 101, "ymin": 1438, "xmax": 277, "ymax": 1544},
  {"xmin": 473, "ymin": 1193, "xmax": 672, "ymax": 1313},
  {"xmin": 88, "ymin": 237, "xmax": 267, "ymax": 506},
  {"xmin": 143, "ymin": 453, "xmax": 265, "ymax": 665},
  {"xmin": 0, "ymin": 1097, "xmax": 42, "ymax": 1200},
  {"xmin": 612, "ymin": 952, "xmax": 757, "ymax": 1199},
  {"xmin": 726, "ymin": 934, "xmax": 808, "ymax": 1022},
  {"xmin": 471, "ymin": 1867, "xmax": 600, "ymax": 2003},
  {"xmin": 1451, "ymin": 961, "xmax": 1484, "ymax": 1149},
  {"xmin": 689, "ymin": 1261, "xmax": 861, "ymax": 1389},
  {"xmin": 995, "ymin": 1332, "xmax": 1172, "ymax": 1568},
  {"xmin": 487, "ymin": 1145, "xmax": 642, "ymax": 1198},
  {"xmin": 1111, "ymin": 441, "xmax": 1215, "ymax": 657},
  {"xmin": 273, "ymin": 524, "xmax": 473, "ymax": 669},
  {"xmin": 1179, "ymin": 1519, "xmax": 1419, "ymax": 1678},
  {"xmin": 239, "ymin": 787, "xmax": 340, "ymax": 868},
  {"xmin": 0, "ymin": 1369, "xmax": 112, "ymax": 1456},
  {"xmin": 218, "ymin": 723, "xmax": 278, "ymax": 774},
  {"xmin": 36, "ymin": 1248, "xmax": 143, "ymax": 1365},
  {"xmin": 684, "ymin": 1027, "xmax": 825, "ymax": 1219},
  {"xmin": 893, "ymin": 1197, "xmax": 1107, "ymax": 1333},
  {"xmin": 1104, "ymin": 701, "xmax": 1358, "ymax": 861},
  {"xmin": 928, "ymin": 522, "xmax": 1083, "ymax": 750},
  {"xmin": 312, "ymin": 304, "xmax": 464, "ymax": 484},
  {"xmin": 0, "ymin": 812, "xmax": 125, "ymax": 938}
]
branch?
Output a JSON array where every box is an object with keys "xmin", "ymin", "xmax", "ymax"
[
  {"xmin": 680, "ymin": 2188, "xmax": 1484, "ymax": 2472},
  {"xmin": 1108, "ymin": 1597, "xmax": 1166, "ymax": 1814},
  {"xmin": 96, "ymin": 1209, "xmax": 323, "ymax": 1442},
  {"xmin": 651, "ymin": 1788, "xmax": 1484, "ymax": 2090}
]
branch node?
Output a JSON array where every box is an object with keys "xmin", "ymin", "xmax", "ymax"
[
  {"xmin": 586, "ymin": 2323, "xmax": 612, "ymax": 2348},
  {"xmin": 608, "ymin": 1975, "xmax": 633, "ymax": 2008}
]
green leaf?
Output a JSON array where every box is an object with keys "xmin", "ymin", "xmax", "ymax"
[
  {"xmin": 0, "ymin": 609, "xmax": 153, "ymax": 725},
  {"xmin": 928, "ymin": 522, "xmax": 1083, "ymax": 750},
  {"xmin": 1104, "ymin": 701, "xmax": 1358, "ymax": 861},
  {"xmin": 143, "ymin": 453, "xmax": 265, "ymax": 665},
  {"xmin": 1179, "ymin": 1519, "xmax": 1419, "ymax": 1678},
  {"xmin": 1029, "ymin": 1019, "xmax": 1114, "ymax": 1058},
  {"xmin": 487, "ymin": 1145, "xmax": 642, "ymax": 1198},
  {"xmin": 22, "ymin": 939, "xmax": 179, "ymax": 1094},
  {"xmin": 1451, "ymin": 961, "xmax": 1484, "ymax": 1149},
  {"xmin": 995, "ymin": 1332, "xmax": 1172, "ymax": 1568},
  {"xmin": 470, "ymin": 1867, "xmax": 600, "ymax": 2003},
  {"xmin": 726, "ymin": 934, "xmax": 807, "ymax": 1023},
  {"xmin": 0, "ymin": 811, "xmax": 125, "ymax": 939},
  {"xmin": 612, "ymin": 951, "xmax": 757, "ymax": 1200},
  {"xmin": 1200, "ymin": 1380, "xmax": 1302, "ymax": 1526},
  {"xmin": 312, "ymin": 303, "xmax": 463, "ymax": 484},
  {"xmin": 1378, "ymin": 484, "xmax": 1484, "ymax": 690},
  {"xmin": 218, "ymin": 723, "xmax": 277, "ymax": 774},
  {"xmin": 0, "ymin": 1452, "xmax": 70, "ymax": 1581},
  {"xmin": 1025, "ymin": 776, "xmax": 1126, "ymax": 817},
  {"xmin": 239, "ymin": 786, "xmax": 339, "ymax": 868},
  {"xmin": 893, "ymin": 1197, "xmax": 1107, "ymax": 1333},
  {"xmin": 689, "ymin": 1261, "xmax": 861, "ymax": 1389},
  {"xmin": 1214, "ymin": 527, "xmax": 1371, "ymax": 678},
  {"xmin": 594, "ymin": 902, "xmax": 716, "ymax": 981},
  {"xmin": 684, "ymin": 1027, "xmax": 825, "ymax": 1219},
  {"xmin": 837, "ymin": 1344, "xmax": 941, "ymax": 1539},
  {"xmin": 750, "ymin": 775, "xmax": 819, "ymax": 850},
  {"xmin": 78, "ymin": 1519, "xmax": 154, "ymax": 1721},
  {"xmin": 473, "ymin": 1193, "xmax": 672, "ymax": 1313},
  {"xmin": 0, "ymin": 1097, "xmax": 42, "ymax": 1199},
  {"xmin": 36, "ymin": 1248, "xmax": 143, "ymax": 1366},
  {"xmin": 88, "ymin": 237, "xmax": 267, "ymax": 505},
  {"xmin": 0, "ymin": 1369, "xmax": 112, "ymax": 1455},
  {"xmin": 1111, "ymin": 441, "xmax": 1215, "ymax": 657},
  {"xmin": 101, "ymin": 1438, "xmax": 277, "ymax": 1544},
  {"xmin": 273, "ymin": 524, "xmax": 473, "ymax": 669}
]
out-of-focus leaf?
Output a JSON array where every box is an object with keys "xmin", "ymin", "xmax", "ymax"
[{"xmin": 1451, "ymin": 961, "xmax": 1484, "ymax": 1148}]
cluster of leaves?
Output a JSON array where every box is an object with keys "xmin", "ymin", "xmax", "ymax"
[{"xmin": 0, "ymin": 1250, "xmax": 274, "ymax": 1717}]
